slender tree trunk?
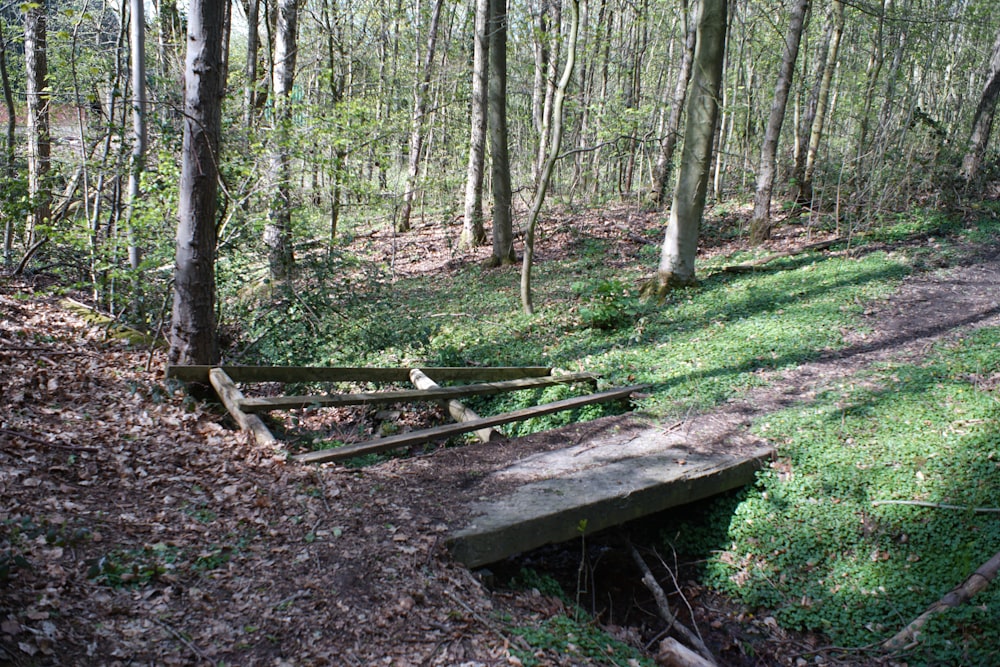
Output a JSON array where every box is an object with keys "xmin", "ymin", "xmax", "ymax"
[
  {"xmin": 800, "ymin": 0, "xmax": 843, "ymax": 203},
  {"xmin": 748, "ymin": 0, "xmax": 810, "ymax": 245},
  {"xmin": 264, "ymin": 0, "xmax": 300, "ymax": 281},
  {"xmin": 126, "ymin": 0, "xmax": 147, "ymax": 311},
  {"xmin": 169, "ymin": 0, "xmax": 227, "ymax": 366},
  {"xmin": 244, "ymin": 0, "xmax": 261, "ymax": 126},
  {"xmin": 398, "ymin": 0, "xmax": 445, "ymax": 232},
  {"xmin": 649, "ymin": 0, "xmax": 697, "ymax": 206},
  {"xmin": 487, "ymin": 0, "xmax": 515, "ymax": 266},
  {"xmin": 522, "ymin": 0, "xmax": 579, "ymax": 314},
  {"xmin": 24, "ymin": 0, "xmax": 50, "ymax": 248},
  {"xmin": 0, "ymin": 20, "xmax": 16, "ymax": 266},
  {"xmin": 652, "ymin": 0, "xmax": 726, "ymax": 290},
  {"xmin": 961, "ymin": 28, "xmax": 1000, "ymax": 182},
  {"xmin": 533, "ymin": 0, "xmax": 561, "ymax": 186},
  {"xmin": 461, "ymin": 0, "xmax": 490, "ymax": 250}
]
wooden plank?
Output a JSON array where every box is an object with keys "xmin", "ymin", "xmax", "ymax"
[
  {"xmin": 236, "ymin": 372, "xmax": 599, "ymax": 413},
  {"xmin": 208, "ymin": 368, "xmax": 279, "ymax": 448},
  {"xmin": 166, "ymin": 365, "xmax": 553, "ymax": 384},
  {"xmin": 411, "ymin": 368, "xmax": 497, "ymax": 443},
  {"xmin": 294, "ymin": 385, "xmax": 644, "ymax": 465}
]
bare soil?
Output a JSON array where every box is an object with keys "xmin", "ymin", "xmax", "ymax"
[{"xmin": 2, "ymin": 209, "xmax": 998, "ymax": 666}]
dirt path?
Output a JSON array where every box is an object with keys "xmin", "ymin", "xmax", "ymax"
[{"xmin": 2, "ymin": 233, "xmax": 998, "ymax": 666}]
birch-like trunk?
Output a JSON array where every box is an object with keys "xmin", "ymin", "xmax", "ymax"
[
  {"xmin": 398, "ymin": 0, "xmax": 445, "ymax": 233},
  {"xmin": 748, "ymin": 0, "xmax": 810, "ymax": 244},
  {"xmin": 654, "ymin": 0, "xmax": 727, "ymax": 290},
  {"xmin": 264, "ymin": 0, "xmax": 300, "ymax": 281},
  {"xmin": 24, "ymin": 1, "xmax": 50, "ymax": 248},
  {"xmin": 461, "ymin": 0, "xmax": 490, "ymax": 250},
  {"xmin": 961, "ymin": 29, "xmax": 1000, "ymax": 182},
  {"xmin": 649, "ymin": 0, "xmax": 698, "ymax": 206}
]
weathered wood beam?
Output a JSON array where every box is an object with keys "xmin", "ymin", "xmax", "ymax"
[
  {"xmin": 166, "ymin": 365, "xmax": 553, "ymax": 384},
  {"xmin": 294, "ymin": 385, "xmax": 644, "ymax": 465},
  {"xmin": 208, "ymin": 368, "xmax": 279, "ymax": 448},
  {"xmin": 237, "ymin": 372, "xmax": 599, "ymax": 413},
  {"xmin": 411, "ymin": 368, "xmax": 497, "ymax": 443}
]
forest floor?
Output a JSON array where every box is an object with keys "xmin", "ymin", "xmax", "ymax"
[{"xmin": 2, "ymin": 207, "xmax": 999, "ymax": 666}]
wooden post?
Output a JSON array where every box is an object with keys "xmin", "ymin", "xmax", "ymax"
[
  {"xmin": 410, "ymin": 368, "xmax": 497, "ymax": 443},
  {"xmin": 208, "ymin": 368, "xmax": 279, "ymax": 448}
]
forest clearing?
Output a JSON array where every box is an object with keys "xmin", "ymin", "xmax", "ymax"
[{"xmin": 4, "ymin": 0, "xmax": 1000, "ymax": 663}]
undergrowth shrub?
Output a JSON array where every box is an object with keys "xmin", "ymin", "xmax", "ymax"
[{"xmin": 222, "ymin": 250, "xmax": 434, "ymax": 365}]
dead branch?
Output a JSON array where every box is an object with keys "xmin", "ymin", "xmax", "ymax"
[
  {"xmin": 882, "ymin": 549, "xmax": 1000, "ymax": 651},
  {"xmin": 872, "ymin": 500, "xmax": 1000, "ymax": 514},
  {"xmin": 719, "ymin": 237, "xmax": 843, "ymax": 274},
  {"xmin": 0, "ymin": 428, "xmax": 100, "ymax": 452},
  {"xmin": 628, "ymin": 542, "xmax": 717, "ymax": 665}
]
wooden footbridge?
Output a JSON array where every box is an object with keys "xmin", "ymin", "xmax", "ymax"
[{"xmin": 167, "ymin": 365, "xmax": 773, "ymax": 567}]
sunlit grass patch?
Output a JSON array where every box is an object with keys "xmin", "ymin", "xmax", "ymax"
[{"xmin": 705, "ymin": 326, "xmax": 1000, "ymax": 662}]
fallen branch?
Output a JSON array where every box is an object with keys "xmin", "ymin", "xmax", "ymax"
[
  {"xmin": 872, "ymin": 500, "xmax": 1000, "ymax": 514},
  {"xmin": 719, "ymin": 238, "xmax": 842, "ymax": 274},
  {"xmin": 882, "ymin": 549, "xmax": 1000, "ymax": 651},
  {"xmin": 628, "ymin": 542, "xmax": 717, "ymax": 666},
  {"xmin": 0, "ymin": 428, "xmax": 100, "ymax": 452}
]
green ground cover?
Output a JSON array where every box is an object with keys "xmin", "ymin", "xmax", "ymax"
[{"xmin": 231, "ymin": 209, "xmax": 998, "ymax": 661}]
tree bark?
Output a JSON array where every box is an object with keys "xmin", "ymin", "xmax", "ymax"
[
  {"xmin": 169, "ymin": 0, "xmax": 227, "ymax": 366},
  {"xmin": 24, "ymin": 0, "xmax": 50, "ymax": 248},
  {"xmin": 521, "ymin": 0, "xmax": 579, "ymax": 315},
  {"xmin": 533, "ymin": 0, "xmax": 561, "ymax": 186},
  {"xmin": 748, "ymin": 0, "xmax": 810, "ymax": 245},
  {"xmin": 244, "ymin": 0, "xmax": 262, "ymax": 126},
  {"xmin": 461, "ymin": 0, "xmax": 490, "ymax": 250},
  {"xmin": 883, "ymin": 549, "xmax": 1000, "ymax": 651},
  {"xmin": 0, "ymin": 19, "xmax": 16, "ymax": 266},
  {"xmin": 398, "ymin": 0, "xmax": 445, "ymax": 233},
  {"xmin": 264, "ymin": 0, "xmax": 300, "ymax": 281},
  {"xmin": 653, "ymin": 0, "xmax": 726, "ymax": 290},
  {"xmin": 799, "ymin": 0, "xmax": 843, "ymax": 204},
  {"xmin": 961, "ymin": 28, "xmax": 1000, "ymax": 183},
  {"xmin": 649, "ymin": 0, "xmax": 697, "ymax": 207},
  {"xmin": 488, "ymin": 0, "xmax": 515, "ymax": 266},
  {"xmin": 126, "ymin": 0, "xmax": 147, "ymax": 303}
]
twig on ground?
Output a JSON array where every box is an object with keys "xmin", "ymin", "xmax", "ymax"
[
  {"xmin": 628, "ymin": 541, "xmax": 717, "ymax": 665},
  {"xmin": 154, "ymin": 619, "xmax": 217, "ymax": 666},
  {"xmin": 442, "ymin": 588, "xmax": 531, "ymax": 652},
  {"xmin": 883, "ymin": 549, "xmax": 1000, "ymax": 651},
  {"xmin": 872, "ymin": 499, "xmax": 1000, "ymax": 513},
  {"xmin": 0, "ymin": 429, "xmax": 100, "ymax": 452}
]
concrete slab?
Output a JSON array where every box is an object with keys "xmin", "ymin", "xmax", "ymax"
[{"xmin": 447, "ymin": 427, "xmax": 774, "ymax": 567}]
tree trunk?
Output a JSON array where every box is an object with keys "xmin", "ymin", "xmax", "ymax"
[
  {"xmin": 533, "ymin": 0, "xmax": 561, "ymax": 186},
  {"xmin": 126, "ymin": 0, "xmax": 147, "ymax": 309},
  {"xmin": 169, "ymin": 0, "xmax": 227, "ymax": 366},
  {"xmin": 748, "ymin": 0, "xmax": 810, "ymax": 245},
  {"xmin": 24, "ymin": 0, "xmax": 50, "ymax": 249},
  {"xmin": 461, "ymin": 0, "xmax": 490, "ymax": 250},
  {"xmin": 398, "ymin": 0, "xmax": 445, "ymax": 233},
  {"xmin": 800, "ymin": 0, "xmax": 843, "ymax": 204},
  {"xmin": 522, "ymin": 0, "xmax": 579, "ymax": 314},
  {"xmin": 653, "ymin": 0, "xmax": 726, "ymax": 290},
  {"xmin": 961, "ymin": 28, "xmax": 1000, "ymax": 183},
  {"xmin": 488, "ymin": 0, "xmax": 515, "ymax": 266},
  {"xmin": 649, "ymin": 0, "xmax": 697, "ymax": 206},
  {"xmin": 0, "ymin": 20, "xmax": 16, "ymax": 266},
  {"xmin": 244, "ymin": 0, "xmax": 261, "ymax": 127},
  {"xmin": 264, "ymin": 0, "xmax": 300, "ymax": 281}
]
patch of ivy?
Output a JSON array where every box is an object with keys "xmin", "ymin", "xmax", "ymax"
[{"xmin": 704, "ymin": 326, "xmax": 1000, "ymax": 662}]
